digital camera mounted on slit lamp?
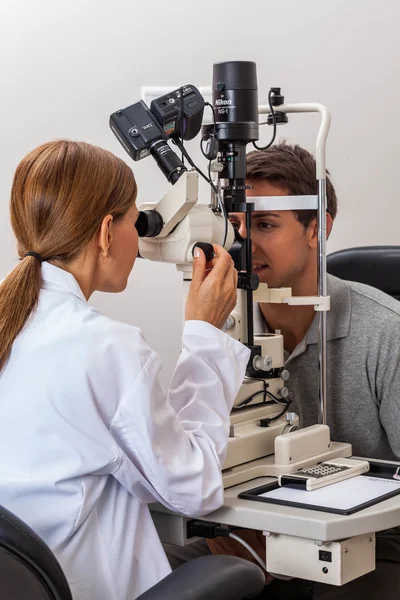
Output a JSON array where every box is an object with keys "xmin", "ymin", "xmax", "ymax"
[{"xmin": 110, "ymin": 60, "xmax": 354, "ymax": 488}]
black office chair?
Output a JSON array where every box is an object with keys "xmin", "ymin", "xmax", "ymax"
[
  {"xmin": 327, "ymin": 246, "xmax": 400, "ymax": 300},
  {"xmin": 0, "ymin": 504, "xmax": 265, "ymax": 600}
]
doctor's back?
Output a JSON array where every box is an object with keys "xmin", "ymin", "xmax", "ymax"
[{"xmin": 0, "ymin": 140, "xmax": 249, "ymax": 599}]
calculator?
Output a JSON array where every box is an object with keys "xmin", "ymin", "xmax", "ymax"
[{"xmin": 278, "ymin": 458, "xmax": 370, "ymax": 491}]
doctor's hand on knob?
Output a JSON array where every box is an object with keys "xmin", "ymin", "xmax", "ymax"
[{"xmin": 185, "ymin": 244, "xmax": 238, "ymax": 330}]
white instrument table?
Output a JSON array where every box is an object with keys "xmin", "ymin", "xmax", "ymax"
[{"xmin": 151, "ymin": 475, "xmax": 400, "ymax": 545}]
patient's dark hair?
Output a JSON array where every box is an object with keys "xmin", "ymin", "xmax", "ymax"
[{"xmin": 246, "ymin": 141, "xmax": 337, "ymax": 227}]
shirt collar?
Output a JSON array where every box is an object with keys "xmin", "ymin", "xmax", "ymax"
[
  {"xmin": 254, "ymin": 274, "xmax": 351, "ymax": 358},
  {"xmin": 41, "ymin": 262, "xmax": 87, "ymax": 303}
]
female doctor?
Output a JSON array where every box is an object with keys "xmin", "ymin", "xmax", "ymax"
[{"xmin": 0, "ymin": 140, "xmax": 250, "ymax": 600}]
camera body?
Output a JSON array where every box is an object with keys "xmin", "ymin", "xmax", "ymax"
[
  {"xmin": 150, "ymin": 84, "xmax": 204, "ymax": 140},
  {"xmin": 109, "ymin": 86, "xmax": 205, "ymax": 184}
]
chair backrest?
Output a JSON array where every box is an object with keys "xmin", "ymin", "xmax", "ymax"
[
  {"xmin": 327, "ymin": 246, "xmax": 400, "ymax": 301},
  {"xmin": 0, "ymin": 504, "xmax": 72, "ymax": 600}
]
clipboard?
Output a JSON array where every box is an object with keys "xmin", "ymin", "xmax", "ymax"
[{"xmin": 238, "ymin": 459, "xmax": 400, "ymax": 515}]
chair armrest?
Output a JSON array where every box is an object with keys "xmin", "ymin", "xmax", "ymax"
[{"xmin": 137, "ymin": 554, "xmax": 265, "ymax": 600}]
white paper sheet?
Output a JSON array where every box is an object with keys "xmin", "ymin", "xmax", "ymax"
[{"xmin": 260, "ymin": 475, "xmax": 400, "ymax": 511}]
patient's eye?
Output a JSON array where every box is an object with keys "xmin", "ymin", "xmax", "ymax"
[
  {"xmin": 256, "ymin": 221, "xmax": 275, "ymax": 230},
  {"xmin": 229, "ymin": 220, "xmax": 240, "ymax": 231}
]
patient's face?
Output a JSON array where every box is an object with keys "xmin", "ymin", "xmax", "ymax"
[{"xmin": 229, "ymin": 180, "xmax": 315, "ymax": 289}]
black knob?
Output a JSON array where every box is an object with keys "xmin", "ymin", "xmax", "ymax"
[
  {"xmin": 238, "ymin": 273, "xmax": 260, "ymax": 291},
  {"xmin": 270, "ymin": 87, "xmax": 285, "ymax": 106},
  {"xmin": 192, "ymin": 242, "xmax": 214, "ymax": 262}
]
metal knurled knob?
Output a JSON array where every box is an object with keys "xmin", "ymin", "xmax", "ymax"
[
  {"xmin": 280, "ymin": 387, "xmax": 289, "ymax": 399},
  {"xmin": 253, "ymin": 355, "xmax": 273, "ymax": 371},
  {"xmin": 281, "ymin": 369, "xmax": 290, "ymax": 381}
]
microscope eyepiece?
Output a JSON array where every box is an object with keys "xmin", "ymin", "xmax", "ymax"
[{"xmin": 136, "ymin": 210, "xmax": 164, "ymax": 238}]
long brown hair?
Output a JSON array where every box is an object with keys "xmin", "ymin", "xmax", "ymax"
[{"xmin": 0, "ymin": 140, "xmax": 137, "ymax": 371}]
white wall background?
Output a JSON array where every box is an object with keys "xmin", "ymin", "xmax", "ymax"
[{"xmin": 1, "ymin": 0, "xmax": 399, "ymax": 385}]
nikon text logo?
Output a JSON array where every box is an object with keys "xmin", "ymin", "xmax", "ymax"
[{"xmin": 216, "ymin": 99, "xmax": 232, "ymax": 106}]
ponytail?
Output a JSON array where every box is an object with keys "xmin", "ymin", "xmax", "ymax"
[{"xmin": 0, "ymin": 256, "xmax": 42, "ymax": 370}]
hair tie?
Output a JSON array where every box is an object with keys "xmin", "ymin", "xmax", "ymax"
[{"xmin": 24, "ymin": 252, "xmax": 43, "ymax": 263}]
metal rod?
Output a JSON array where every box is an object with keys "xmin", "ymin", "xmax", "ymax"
[
  {"xmin": 246, "ymin": 209, "xmax": 254, "ymax": 347},
  {"xmin": 259, "ymin": 102, "xmax": 331, "ymax": 425},
  {"xmin": 317, "ymin": 178, "xmax": 327, "ymax": 425}
]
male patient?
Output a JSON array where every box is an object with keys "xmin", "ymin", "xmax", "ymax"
[
  {"xmin": 165, "ymin": 142, "xmax": 400, "ymax": 599},
  {"xmin": 207, "ymin": 142, "xmax": 400, "ymax": 599}
]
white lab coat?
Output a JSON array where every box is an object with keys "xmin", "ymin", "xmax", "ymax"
[{"xmin": 0, "ymin": 263, "xmax": 249, "ymax": 600}]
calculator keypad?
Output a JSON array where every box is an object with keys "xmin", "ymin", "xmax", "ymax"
[{"xmin": 296, "ymin": 463, "xmax": 350, "ymax": 479}]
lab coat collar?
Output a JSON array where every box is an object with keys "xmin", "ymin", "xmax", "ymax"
[{"xmin": 41, "ymin": 262, "xmax": 87, "ymax": 303}]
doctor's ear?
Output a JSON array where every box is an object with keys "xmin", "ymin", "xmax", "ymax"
[{"xmin": 98, "ymin": 214, "xmax": 113, "ymax": 258}]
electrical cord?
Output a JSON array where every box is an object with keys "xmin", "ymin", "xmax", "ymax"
[
  {"xmin": 253, "ymin": 88, "xmax": 277, "ymax": 151},
  {"xmin": 174, "ymin": 137, "xmax": 216, "ymax": 190},
  {"xmin": 173, "ymin": 135, "xmax": 229, "ymax": 247},
  {"xmin": 204, "ymin": 101, "xmax": 229, "ymax": 246},
  {"xmin": 237, "ymin": 394, "xmax": 291, "ymax": 422},
  {"xmin": 204, "ymin": 101, "xmax": 217, "ymax": 138},
  {"xmin": 235, "ymin": 378, "xmax": 292, "ymax": 424},
  {"xmin": 236, "ymin": 379, "xmax": 288, "ymax": 408},
  {"xmin": 186, "ymin": 521, "xmax": 267, "ymax": 572},
  {"xmin": 229, "ymin": 532, "xmax": 267, "ymax": 571},
  {"xmin": 200, "ymin": 133, "xmax": 209, "ymax": 160},
  {"xmin": 265, "ymin": 390, "xmax": 290, "ymax": 406},
  {"xmin": 174, "ymin": 100, "xmax": 229, "ymax": 246},
  {"xmin": 179, "ymin": 86, "xmax": 185, "ymax": 164},
  {"xmin": 260, "ymin": 402, "xmax": 291, "ymax": 426},
  {"xmin": 236, "ymin": 384, "xmax": 271, "ymax": 408}
]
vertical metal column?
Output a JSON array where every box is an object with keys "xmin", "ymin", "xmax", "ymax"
[{"xmin": 317, "ymin": 178, "xmax": 327, "ymax": 425}]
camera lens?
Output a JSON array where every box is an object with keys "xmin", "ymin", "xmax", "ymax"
[{"xmin": 150, "ymin": 140, "xmax": 187, "ymax": 184}]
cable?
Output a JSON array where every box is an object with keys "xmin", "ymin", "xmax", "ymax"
[
  {"xmin": 213, "ymin": 163, "xmax": 229, "ymax": 246},
  {"xmin": 236, "ymin": 379, "xmax": 272, "ymax": 408},
  {"xmin": 236, "ymin": 388, "xmax": 270, "ymax": 408},
  {"xmin": 204, "ymin": 102, "xmax": 217, "ymax": 137},
  {"xmin": 186, "ymin": 521, "xmax": 267, "ymax": 572},
  {"xmin": 173, "ymin": 136, "xmax": 229, "ymax": 247},
  {"xmin": 237, "ymin": 392, "xmax": 290, "ymax": 411},
  {"xmin": 200, "ymin": 133, "xmax": 211, "ymax": 160},
  {"xmin": 179, "ymin": 86, "xmax": 185, "ymax": 164},
  {"xmin": 265, "ymin": 390, "xmax": 290, "ymax": 406},
  {"xmin": 235, "ymin": 377, "xmax": 291, "ymax": 424},
  {"xmin": 229, "ymin": 533, "xmax": 267, "ymax": 571},
  {"xmin": 236, "ymin": 394, "xmax": 274, "ymax": 409},
  {"xmin": 172, "ymin": 101, "xmax": 229, "ymax": 246},
  {"xmin": 253, "ymin": 88, "xmax": 277, "ymax": 151},
  {"xmin": 203, "ymin": 101, "xmax": 229, "ymax": 246},
  {"xmin": 173, "ymin": 137, "xmax": 216, "ymax": 190},
  {"xmin": 259, "ymin": 402, "xmax": 291, "ymax": 426}
]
